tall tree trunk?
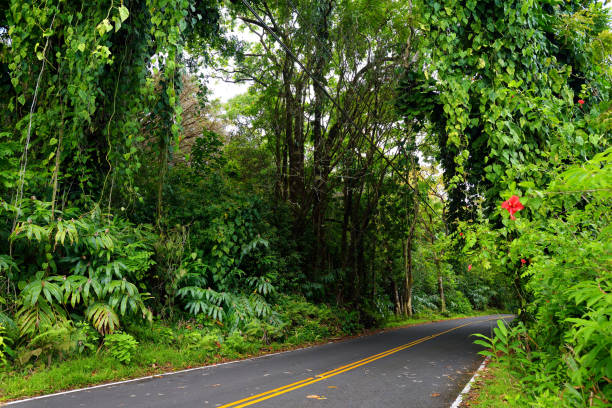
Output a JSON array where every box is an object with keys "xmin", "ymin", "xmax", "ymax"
[
  {"xmin": 438, "ymin": 270, "xmax": 446, "ymax": 313},
  {"xmin": 340, "ymin": 173, "xmax": 352, "ymax": 276},
  {"xmin": 394, "ymin": 280, "xmax": 401, "ymax": 315},
  {"xmin": 403, "ymin": 238, "xmax": 413, "ymax": 317},
  {"xmin": 311, "ymin": 0, "xmax": 333, "ymax": 276},
  {"xmin": 274, "ymin": 100, "xmax": 283, "ymax": 200},
  {"xmin": 282, "ymin": 59, "xmax": 294, "ymax": 203},
  {"xmin": 287, "ymin": 80, "xmax": 306, "ymax": 238},
  {"xmin": 403, "ymin": 180, "xmax": 420, "ymax": 317},
  {"xmin": 426, "ymin": 210, "xmax": 447, "ymax": 314}
]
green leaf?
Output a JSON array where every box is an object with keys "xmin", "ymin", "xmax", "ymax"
[
  {"xmin": 118, "ymin": 6, "xmax": 129, "ymax": 22},
  {"xmin": 96, "ymin": 19, "xmax": 113, "ymax": 36}
]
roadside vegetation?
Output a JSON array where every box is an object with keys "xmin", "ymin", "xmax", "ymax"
[
  {"xmin": 0, "ymin": 302, "xmax": 495, "ymax": 401},
  {"xmin": 459, "ymin": 362, "xmax": 527, "ymax": 407},
  {"xmin": 0, "ymin": 0, "xmax": 610, "ymax": 406}
]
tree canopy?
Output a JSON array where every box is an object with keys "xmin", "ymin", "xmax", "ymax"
[{"xmin": 0, "ymin": 0, "xmax": 610, "ymax": 405}]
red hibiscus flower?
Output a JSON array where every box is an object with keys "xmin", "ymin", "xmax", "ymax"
[
  {"xmin": 459, "ymin": 232, "xmax": 464, "ymax": 237},
  {"xmin": 578, "ymin": 99, "xmax": 585, "ymax": 105},
  {"xmin": 521, "ymin": 258, "xmax": 526, "ymax": 264},
  {"xmin": 501, "ymin": 195, "xmax": 524, "ymax": 220},
  {"xmin": 468, "ymin": 264, "xmax": 472, "ymax": 271}
]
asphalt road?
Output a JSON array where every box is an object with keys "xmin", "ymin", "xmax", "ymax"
[{"xmin": 6, "ymin": 314, "xmax": 513, "ymax": 408}]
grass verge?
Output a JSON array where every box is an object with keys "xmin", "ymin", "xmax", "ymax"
[
  {"xmin": 0, "ymin": 310, "xmax": 504, "ymax": 402},
  {"xmin": 383, "ymin": 308, "xmax": 505, "ymax": 330},
  {"xmin": 459, "ymin": 361, "xmax": 526, "ymax": 407}
]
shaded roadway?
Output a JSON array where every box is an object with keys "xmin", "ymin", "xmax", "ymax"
[{"xmin": 6, "ymin": 314, "xmax": 513, "ymax": 408}]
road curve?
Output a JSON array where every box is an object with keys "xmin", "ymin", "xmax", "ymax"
[{"xmin": 5, "ymin": 314, "xmax": 513, "ymax": 408}]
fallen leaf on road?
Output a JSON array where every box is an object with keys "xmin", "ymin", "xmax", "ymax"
[
  {"xmin": 431, "ymin": 393, "xmax": 440, "ymax": 397},
  {"xmin": 327, "ymin": 386, "xmax": 337, "ymax": 389}
]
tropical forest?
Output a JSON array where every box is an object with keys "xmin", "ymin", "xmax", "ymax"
[{"xmin": 0, "ymin": 0, "xmax": 610, "ymax": 406}]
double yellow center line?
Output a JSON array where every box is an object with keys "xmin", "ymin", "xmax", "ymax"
[{"xmin": 218, "ymin": 317, "xmax": 498, "ymax": 408}]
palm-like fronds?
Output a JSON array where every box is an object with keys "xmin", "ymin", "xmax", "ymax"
[{"xmin": 85, "ymin": 302, "xmax": 120, "ymax": 335}]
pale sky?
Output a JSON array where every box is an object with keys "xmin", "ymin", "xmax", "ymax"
[{"xmin": 208, "ymin": 73, "xmax": 250, "ymax": 102}]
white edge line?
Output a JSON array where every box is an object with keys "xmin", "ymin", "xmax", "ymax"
[
  {"xmin": 3, "ymin": 314, "xmax": 508, "ymax": 406},
  {"xmin": 449, "ymin": 356, "xmax": 490, "ymax": 408},
  {"xmin": 3, "ymin": 345, "xmax": 318, "ymax": 406}
]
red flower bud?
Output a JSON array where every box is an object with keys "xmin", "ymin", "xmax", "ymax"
[
  {"xmin": 468, "ymin": 264, "xmax": 472, "ymax": 271},
  {"xmin": 521, "ymin": 259, "xmax": 526, "ymax": 264},
  {"xmin": 578, "ymin": 99, "xmax": 585, "ymax": 105}
]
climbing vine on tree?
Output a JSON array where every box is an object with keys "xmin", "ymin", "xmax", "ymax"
[{"xmin": 398, "ymin": 0, "xmax": 611, "ymax": 405}]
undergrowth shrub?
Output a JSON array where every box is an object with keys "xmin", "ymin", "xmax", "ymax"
[
  {"xmin": 223, "ymin": 332, "xmax": 256, "ymax": 355},
  {"xmin": 334, "ymin": 309, "xmax": 362, "ymax": 334},
  {"xmin": 473, "ymin": 150, "xmax": 612, "ymax": 407},
  {"xmin": 181, "ymin": 331, "xmax": 219, "ymax": 354},
  {"xmin": 411, "ymin": 292, "xmax": 439, "ymax": 314},
  {"xmin": 105, "ymin": 332, "xmax": 138, "ymax": 364},
  {"xmin": 72, "ymin": 322, "xmax": 100, "ymax": 354},
  {"xmin": 0, "ymin": 324, "xmax": 6, "ymax": 366},
  {"xmin": 127, "ymin": 321, "xmax": 175, "ymax": 345},
  {"xmin": 0, "ymin": 313, "xmax": 16, "ymax": 363},
  {"xmin": 447, "ymin": 290, "xmax": 472, "ymax": 314},
  {"xmin": 19, "ymin": 323, "xmax": 74, "ymax": 366},
  {"xmin": 456, "ymin": 276, "xmax": 495, "ymax": 310},
  {"xmin": 2, "ymin": 201, "xmax": 153, "ymax": 343},
  {"xmin": 244, "ymin": 319, "xmax": 285, "ymax": 344}
]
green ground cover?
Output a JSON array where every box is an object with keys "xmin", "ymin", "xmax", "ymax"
[
  {"xmin": 0, "ymin": 309, "xmax": 495, "ymax": 402},
  {"xmin": 460, "ymin": 362, "xmax": 526, "ymax": 407}
]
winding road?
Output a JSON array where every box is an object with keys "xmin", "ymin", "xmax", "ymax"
[{"xmin": 5, "ymin": 314, "xmax": 513, "ymax": 408}]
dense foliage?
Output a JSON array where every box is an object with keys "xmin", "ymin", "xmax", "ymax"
[
  {"xmin": 0, "ymin": 0, "xmax": 609, "ymax": 406},
  {"xmin": 398, "ymin": 0, "xmax": 611, "ymax": 405}
]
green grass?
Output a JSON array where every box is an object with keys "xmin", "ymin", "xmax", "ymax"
[
  {"xmin": 0, "ymin": 339, "xmax": 295, "ymax": 401},
  {"xmin": 383, "ymin": 308, "xmax": 506, "ymax": 329},
  {"xmin": 0, "ymin": 309, "xmax": 505, "ymax": 402},
  {"xmin": 461, "ymin": 361, "xmax": 526, "ymax": 407}
]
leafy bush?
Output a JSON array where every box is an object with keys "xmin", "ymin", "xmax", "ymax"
[
  {"xmin": 180, "ymin": 331, "xmax": 219, "ymax": 354},
  {"xmin": 104, "ymin": 332, "xmax": 138, "ymax": 364},
  {"xmin": 127, "ymin": 321, "xmax": 175, "ymax": 345},
  {"xmin": 244, "ymin": 319, "xmax": 285, "ymax": 344},
  {"xmin": 334, "ymin": 309, "xmax": 362, "ymax": 335},
  {"xmin": 473, "ymin": 321, "xmax": 568, "ymax": 407},
  {"xmin": 473, "ymin": 320, "xmax": 527, "ymax": 365},
  {"xmin": 72, "ymin": 322, "xmax": 100, "ymax": 354},
  {"xmin": 223, "ymin": 332, "xmax": 255, "ymax": 355},
  {"xmin": 447, "ymin": 291, "xmax": 472, "ymax": 314},
  {"xmin": 411, "ymin": 292, "xmax": 440, "ymax": 314},
  {"xmin": 473, "ymin": 150, "xmax": 612, "ymax": 407},
  {"xmin": 2, "ymin": 201, "xmax": 153, "ymax": 342},
  {"xmin": 18, "ymin": 323, "xmax": 74, "ymax": 366},
  {"xmin": 0, "ymin": 312, "xmax": 18, "ymax": 348},
  {"xmin": 564, "ymin": 279, "xmax": 612, "ymax": 405},
  {"xmin": 0, "ymin": 324, "xmax": 6, "ymax": 366},
  {"xmin": 456, "ymin": 276, "xmax": 495, "ymax": 310}
]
